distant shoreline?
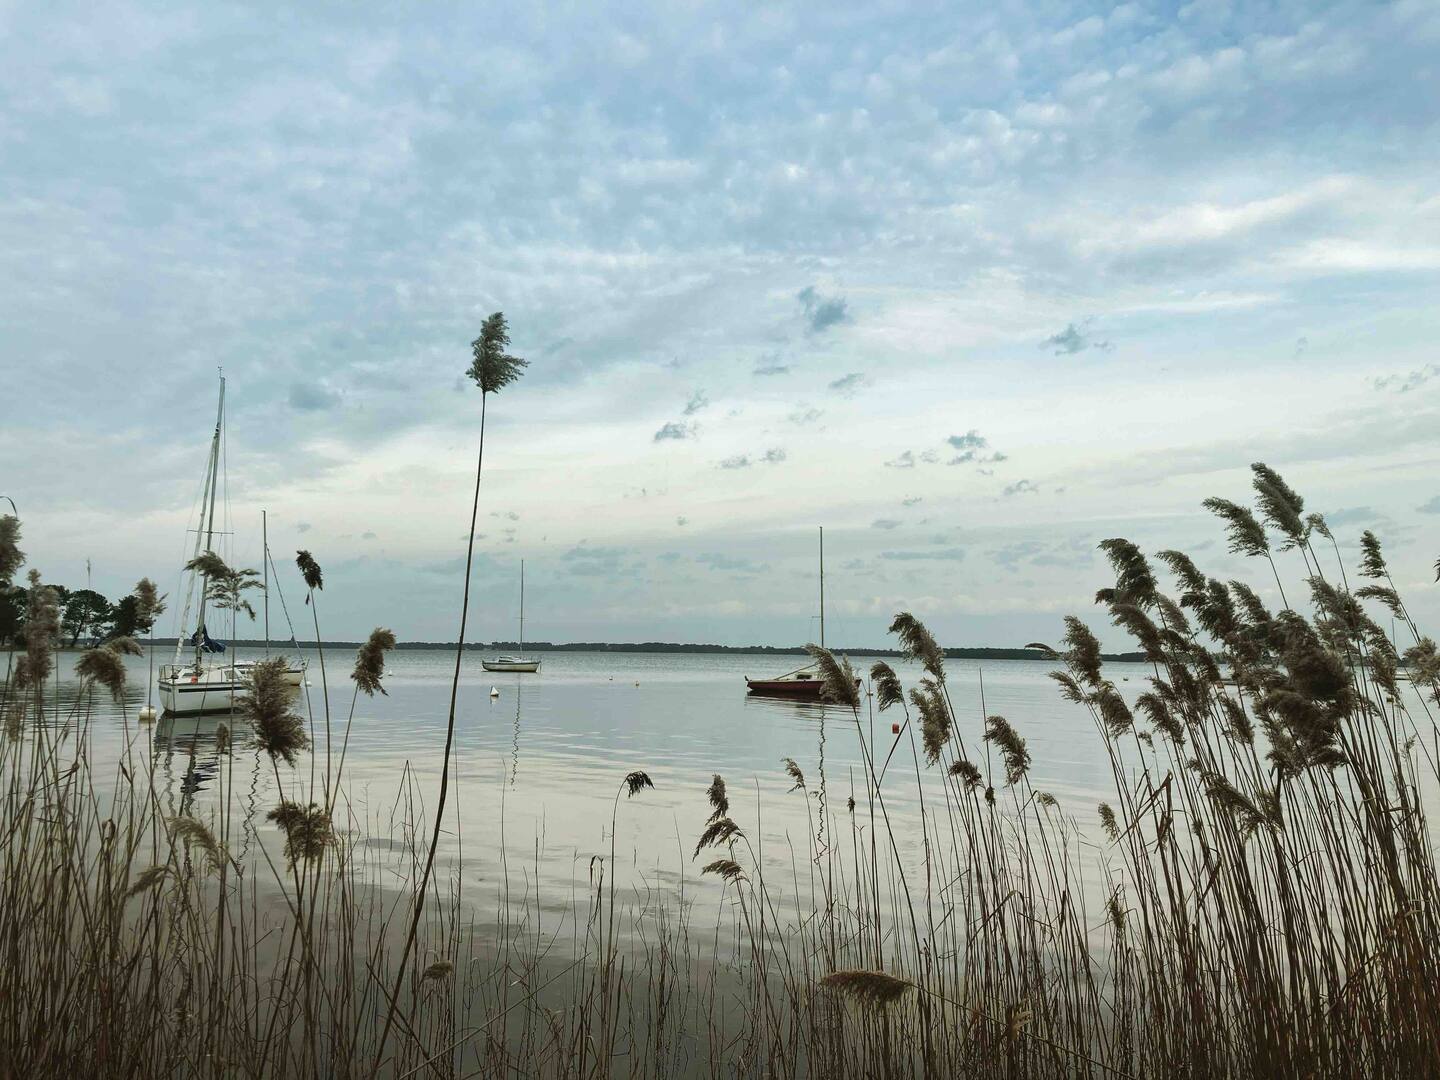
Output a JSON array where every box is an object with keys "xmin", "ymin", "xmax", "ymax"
[{"xmin": 87, "ymin": 638, "xmax": 1149, "ymax": 663}]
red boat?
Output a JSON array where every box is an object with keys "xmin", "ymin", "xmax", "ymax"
[
  {"xmin": 745, "ymin": 666, "xmax": 861, "ymax": 699},
  {"xmin": 746, "ymin": 527, "xmax": 858, "ymax": 700}
]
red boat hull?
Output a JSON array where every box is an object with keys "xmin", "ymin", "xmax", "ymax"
[{"xmin": 745, "ymin": 677, "xmax": 861, "ymax": 698}]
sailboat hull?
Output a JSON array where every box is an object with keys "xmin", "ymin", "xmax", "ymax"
[
  {"xmin": 481, "ymin": 658, "xmax": 541, "ymax": 673},
  {"xmin": 745, "ymin": 675, "xmax": 860, "ymax": 699},
  {"xmin": 158, "ymin": 660, "xmax": 305, "ymax": 715}
]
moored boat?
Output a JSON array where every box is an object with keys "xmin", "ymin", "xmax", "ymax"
[
  {"xmin": 159, "ymin": 377, "xmax": 305, "ymax": 715},
  {"xmin": 747, "ymin": 527, "xmax": 857, "ymax": 701},
  {"xmin": 482, "ymin": 560, "xmax": 541, "ymax": 674}
]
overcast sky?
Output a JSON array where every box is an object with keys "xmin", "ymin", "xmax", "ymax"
[{"xmin": 3, "ymin": 1, "xmax": 1438, "ymax": 649}]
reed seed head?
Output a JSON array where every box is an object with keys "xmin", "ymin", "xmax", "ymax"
[
  {"xmin": 0, "ymin": 514, "xmax": 23, "ymax": 586},
  {"xmin": 804, "ymin": 644, "xmax": 860, "ymax": 708},
  {"xmin": 170, "ymin": 815, "xmax": 224, "ymax": 872},
  {"xmin": 911, "ymin": 679, "xmax": 951, "ymax": 765},
  {"xmin": 1250, "ymin": 463, "xmax": 1306, "ymax": 549},
  {"xmin": 623, "ymin": 770, "xmax": 654, "ymax": 797},
  {"xmin": 15, "ymin": 571, "xmax": 59, "ymax": 692},
  {"xmin": 819, "ymin": 970, "xmax": 914, "ymax": 1009},
  {"xmin": 184, "ymin": 550, "xmax": 230, "ymax": 581},
  {"xmin": 295, "ymin": 550, "xmax": 323, "ymax": 592},
  {"xmin": 693, "ymin": 815, "xmax": 743, "ymax": 858},
  {"xmin": 468, "ymin": 312, "xmax": 529, "ymax": 394},
  {"xmin": 134, "ymin": 577, "xmax": 166, "ymax": 630},
  {"xmin": 1098, "ymin": 803, "xmax": 1119, "ymax": 841},
  {"xmin": 125, "ymin": 864, "xmax": 170, "ymax": 900},
  {"xmin": 1062, "ymin": 616, "xmax": 1103, "ymax": 687},
  {"xmin": 948, "ymin": 758, "xmax": 982, "ymax": 788},
  {"xmin": 422, "ymin": 960, "xmax": 454, "ymax": 981},
  {"xmin": 241, "ymin": 656, "xmax": 309, "ymax": 766},
  {"xmin": 984, "ymin": 714, "xmax": 1030, "ymax": 785},
  {"xmin": 888, "ymin": 612, "xmax": 946, "ymax": 683},
  {"xmin": 782, "ymin": 757, "xmax": 806, "ymax": 792},
  {"xmin": 267, "ymin": 800, "xmax": 334, "ymax": 865},
  {"xmin": 75, "ymin": 645, "xmax": 127, "ymax": 703},
  {"xmin": 702, "ymin": 858, "xmax": 747, "ymax": 883},
  {"xmin": 352, "ymin": 626, "xmax": 397, "ymax": 696},
  {"xmin": 705, "ymin": 773, "xmax": 729, "ymax": 821},
  {"xmin": 869, "ymin": 661, "xmax": 903, "ymax": 712},
  {"xmin": 1203, "ymin": 497, "xmax": 1270, "ymax": 559}
]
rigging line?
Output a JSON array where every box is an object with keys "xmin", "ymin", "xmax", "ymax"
[{"xmin": 264, "ymin": 541, "xmax": 304, "ymax": 651}]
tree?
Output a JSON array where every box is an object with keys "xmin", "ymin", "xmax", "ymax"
[
  {"xmin": 61, "ymin": 589, "xmax": 113, "ymax": 647},
  {"xmin": 0, "ymin": 586, "xmax": 24, "ymax": 648}
]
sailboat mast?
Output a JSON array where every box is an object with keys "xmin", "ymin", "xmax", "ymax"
[
  {"xmin": 262, "ymin": 508, "xmax": 270, "ymax": 656},
  {"xmin": 519, "ymin": 560, "xmax": 525, "ymax": 653},
  {"xmin": 192, "ymin": 377, "xmax": 225, "ymax": 665},
  {"xmin": 819, "ymin": 526, "xmax": 825, "ymax": 650}
]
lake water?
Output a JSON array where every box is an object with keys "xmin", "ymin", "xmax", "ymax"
[{"xmin": 22, "ymin": 646, "xmax": 1142, "ymax": 923}]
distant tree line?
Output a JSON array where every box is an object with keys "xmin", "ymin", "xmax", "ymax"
[{"xmin": 0, "ymin": 581, "xmax": 160, "ymax": 649}]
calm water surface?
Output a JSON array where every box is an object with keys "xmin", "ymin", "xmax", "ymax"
[{"xmin": 40, "ymin": 648, "xmax": 1161, "ymax": 920}]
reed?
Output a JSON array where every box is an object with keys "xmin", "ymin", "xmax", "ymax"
[{"xmin": 0, "ymin": 461, "xmax": 1436, "ymax": 1078}]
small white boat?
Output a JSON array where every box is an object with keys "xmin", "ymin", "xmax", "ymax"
[
  {"xmin": 482, "ymin": 656, "xmax": 541, "ymax": 673},
  {"xmin": 482, "ymin": 560, "xmax": 541, "ymax": 674}
]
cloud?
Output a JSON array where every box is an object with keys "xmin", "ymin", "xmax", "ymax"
[
  {"xmin": 753, "ymin": 354, "xmax": 790, "ymax": 376},
  {"xmin": 902, "ymin": 496, "xmax": 922, "ymax": 506},
  {"xmin": 1322, "ymin": 506, "xmax": 1381, "ymax": 526},
  {"xmin": 1003, "ymin": 479, "xmax": 1040, "ymax": 497},
  {"xmin": 1042, "ymin": 322, "xmax": 1112, "ymax": 356},
  {"xmin": 990, "ymin": 538, "xmax": 1093, "ymax": 570},
  {"xmin": 562, "ymin": 546, "xmax": 629, "ymax": 577},
  {"xmin": 885, "ymin": 451, "xmax": 917, "ymax": 469},
  {"xmin": 683, "ymin": 389, "xmax": 710, "ymax": 416},
  {"xmin": 880, "ymin": 548, "xmax": 967, "ymax": 562},
  {"xmin": 788, "ymin": 407, "xmax": 823, "ymax": 425},
  {"xmin": 828, "ymin": 372, "xmax": 865, "ymax": 396},
  {"xmin": 676, "ymin": 516, "xmax": 689, "ymax": 526},
  {"xmin": 295, "ymin": 522, "xmax": 312, "ymax": 534},
  {"xmin": 871, "ymin": 518, "xmax": 902, "ymax": 530},
  {"xmin": 695, "ymin": 552, "xmax": 765, "ymax": 573},
  {"xmin": 719, "ymin": 447, "xmax": 784, "ymax": 470},
  {"xmin": 289, "ymin": 382, "xmax": 340, "ymax": 411},
  {"xmin": 653, "ymin": 420, "xmax": 696, "ymax": 442},
  {"xmin": 1372, "ymin": 364, "xmax": 1440, "ymax": 393},
  {"xmin": 1294, "ymin": 335, "xmax": 1309, "ymax": 357},
  {"xmin": 797, "ymin": 285, "xmax": 850, "ymax": 334},
  {"xmin": 1418, "ymin": 496, "xmax": 1440, "ymax": 515},
  {"xmin": 946, "ymin": 429, "xmax": 1008, "ymax": 466},
  {"xmin": 361, "ymin": 531, "xmax": 377, "ymax": 540}
]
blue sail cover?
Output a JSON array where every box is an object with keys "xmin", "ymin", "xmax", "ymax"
[{"xmin": 188, "ymin": 626, "xmax": 227, "ymax": 653}]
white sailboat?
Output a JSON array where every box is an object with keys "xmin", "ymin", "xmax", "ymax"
[
  {"xmin": 483, "ymin": 560, "xmax": 541, "ymax": 673},
  {"xmin": 158, "ymin": 378, "xmax": 304, "ymax": 715}
]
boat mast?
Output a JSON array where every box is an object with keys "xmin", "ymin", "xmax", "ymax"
[
  {"xmin": 519, "ymin": 560, "xmax": 525, "ymax": 654},
  {"xmin": 262, "ymin": 508, "xmax": 270, "ymax": 656},
  {"xmin": 192, "ymin": 377, "xmax": 225, "ymax": 666},
  {"xmin": 819, "ymin": 526, "xmax": 825, "ymax": 650}
]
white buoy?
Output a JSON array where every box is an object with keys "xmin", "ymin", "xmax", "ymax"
[
  {"xmin": 489, "ymin": 686, "xmax": 500, "ymax": 698},
  {"xmin": 138, "ymin": 705, "xmax": 158, "ymax": 722}
]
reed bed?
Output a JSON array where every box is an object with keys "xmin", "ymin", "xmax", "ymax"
[{"xmin": 1, "ymin": 462, "xmax": 1438, "ymax": 1078}]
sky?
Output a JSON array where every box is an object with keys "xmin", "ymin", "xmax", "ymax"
[{"xmin": 2, "ymin": 0, "xmax": 1438, "ymax": 650}]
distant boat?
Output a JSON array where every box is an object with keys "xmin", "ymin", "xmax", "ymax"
[
  {"xmin": 158, "ymin": 378, "xmax": 304, "ymax": 715},
  {"xmin": 483, "ymin": 560, "xmax": 541, "ymax": 674},
  {"xmin": 746, "ymin": 526, "xmax": 859, "ymax": 700}
]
